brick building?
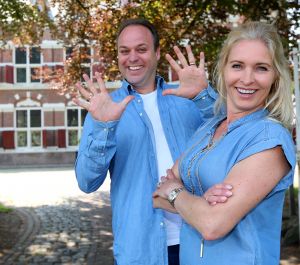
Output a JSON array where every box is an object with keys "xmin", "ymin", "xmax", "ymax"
[{"xmin": 0, "ymin": 40, "xmax": 109, "ymax": 168}]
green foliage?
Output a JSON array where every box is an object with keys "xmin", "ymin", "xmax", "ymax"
[
  {"xmin": 0, "ymin": 0, "xmax": 55, "ymax": 45},
  {"xmin": 0, "ymin": 0, "xmax": 299, "ymax": 94},
  {"xmin": 0, "ymin": 203, "xmax": 12, "ymax": 213}
]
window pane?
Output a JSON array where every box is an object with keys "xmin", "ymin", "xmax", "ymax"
[
  {"xmin": 31, "ymin": 131, "xmax": 41, "ymax": 146},
  {"xmin": 16, "ymin": 68, "xmax": 26, "ymax": 83},
  {"xmin": 80, "ymin": 47, "xmax": 91, "ymax": 63},
  {"xmin": 30, "ymin": 110, "xmax": 41, "ymax": 127},
  {"xmin": 15, "ymin": 48, "xmax": 26, "ymax": 64},
  {"xmin": 17, "ymin": 131, "xmax": 27, "ymax": 147},
  {"xmin": 66, "ymin": 47, "xmax": 74, "ymax": 60},
  {"xmin": 81, "ymin": 109, "xmax": 88, "ymax": 126},
  {"xmin": 0, "ymin": 49, "xmax": 12, "ymax": 63},
  {"xmin": 31, "ymin": 67, "xmax": 40, "ymax": 82},
  {"xmin": 68, "ymin": 130, "xmax": 78, "ymax": 146},
  {"xmin": 30, "ymin": 47, "xmax": 41, "ymax": 64},
  {"xmin": 67, "ymin": 109, "xmax": 78, "ymax": 126},
  {"xmin": 80, "ymin": 67, "xmax": 91, "ymax": 81},
  {"xmin": 17, "ymin": 110, "xmax": 27, "ymax": 128}
]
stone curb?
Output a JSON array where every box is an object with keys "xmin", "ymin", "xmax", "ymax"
[{"xmin": 0, "ymin": 207, "xmax": 41, "ymax": 265}]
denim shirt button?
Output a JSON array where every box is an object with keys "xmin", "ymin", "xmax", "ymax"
[
  {"xmin": 139, "ymin": 113, "xmax": 143, "ymax": 116},
  {"xmin": 160, "ymin": 222, "xmax": 164, "ymax": 227}
]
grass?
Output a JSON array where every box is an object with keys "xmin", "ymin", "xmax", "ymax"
[{"xmin": 0, "ymin": 203, "xmax": 12, "ymax": 213}]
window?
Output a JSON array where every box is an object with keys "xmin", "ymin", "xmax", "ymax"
[
  {"xmin": 14, "ymin": 46, "xmax": 42, "ymax": 84},
  {"xmin": 66, "ymin": 108, "xmax": 87, "ymax": 147},
  {"xmin": 0, "ymin": 49, "xmax": 13, "ymax": 63},
  {"xmin": 16, "ymin": 68, "xmax": 26, "ymax": 83},
  {"xmin": 15, "ymin": 48, "xmax": 26, "ymax": 64},
  {"xmin": 15, "ymin": 109, "xmax": 42, "ymax": 148},
  {"xmin": 30, "ymin": 47, "xmax": 41, "ymax": 64},
  {"xmin": 42, "ymin": 48, "xmax": 63, "ymax": 63},
  {"xmin": 31, "ymin": 67, "xmax": 41, "ymax": 82}
]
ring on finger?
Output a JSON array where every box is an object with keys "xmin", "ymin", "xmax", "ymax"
[
  {"xmin": 88, "ymin": 93, "xmax": 93, "ymax": 101},
  {"xmin": 189, "ymin": 62, "xmax": 196, "ymax": 66}
]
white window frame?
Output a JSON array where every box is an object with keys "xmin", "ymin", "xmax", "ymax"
[
  {"xmin": 65, "ymin": 107, "xmax": 87, "ymax": 148},
  {"xmin": 14, "ymin": 107, "xmax": 43, "ymax": 150},
  {"xmin": 14, "ymin": 46, "xmax": 42, "ymax": 84}
]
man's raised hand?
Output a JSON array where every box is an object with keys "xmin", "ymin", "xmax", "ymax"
[
  {"xmin": 163, "ymin": 45, "xmax": 208, "ymax": 99},
  {"xmin": 73, "ymin": 72, "xmax": 134, "ymax": 122}
]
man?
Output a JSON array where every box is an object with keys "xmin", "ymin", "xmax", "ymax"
[{"xmin": 74, "ymin": 18, "xmax": 230, "ymax": 265}]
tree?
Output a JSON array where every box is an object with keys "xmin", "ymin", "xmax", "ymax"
[
  {"xmin": 0, "ymin": 0, "xmax": 55, "ymax": 45},
  {"xmin": 0, "ymin": 0, "xmax": 299, "ymax": 94}
]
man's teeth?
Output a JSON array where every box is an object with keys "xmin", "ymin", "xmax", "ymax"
[
  {"xmin": 129, "ymin": 66, "xmax": 142, "ymax": 70},
  {"xmin": 237, "ymin": 88, "xmax": 255, "ymax": 94}
]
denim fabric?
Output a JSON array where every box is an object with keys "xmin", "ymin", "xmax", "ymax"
[
  {"xmin": 75, "ymin": 76, "xmax": 217, "ymax": 265},
  {"xmin": 179, "ymin": 109, "xmax": 296, "ymax": 265}
]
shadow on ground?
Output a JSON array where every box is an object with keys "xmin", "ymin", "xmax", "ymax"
[{"xmin": 0, "ymin": 191, "xmax": 114, "ymax": 265}]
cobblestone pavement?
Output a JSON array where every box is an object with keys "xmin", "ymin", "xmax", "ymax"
[
  {"xmin": 0, "ymin": 168, "xmax": 299, "ymax": 265},
  {"xmin": 0, "ymin": 168, "xmax": 113, "ymax": 265}
]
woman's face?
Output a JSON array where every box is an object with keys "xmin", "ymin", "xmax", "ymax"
[{"xmin": 224, "ymin": 39, "xmax": 276, "ymax": 118}]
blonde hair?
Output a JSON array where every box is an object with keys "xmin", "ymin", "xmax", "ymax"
[{"xmin": 213, "ymin": 21, "xmax": 293, "ymax": 129}]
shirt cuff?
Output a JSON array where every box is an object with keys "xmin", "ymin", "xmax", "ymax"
[
  {"xmin": 192, "ymin": 83, "xmax": 218, "ymax": 102},
  {"xmin": 91, "ymin": 118, "xmax": 119, "ymax": 140}
]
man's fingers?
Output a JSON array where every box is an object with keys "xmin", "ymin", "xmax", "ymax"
[
  {"xmin": 165, "ymin": 54, "xmax": 181, "ymax": 73},
  {"xmin": 162, "ymin": 89, "xmax": 178, "ymax": 96},
  {"xmin": 73, "ymin": 97, "xmax": 90, "ymax": 110},
  {"xmin": 199, "ymin": 51, "xmax": 205, "ymax": 70},
  {"xmin": 120, "ymin": 95, "xmax": 134, "ymax": 108},
  {"xmin": 83, "ymin": 74, "xmax": 98, "ymax": 95},
  {"xmin": 173, "ymin": 46, "xmax": 189, "ymax": 67},
  {"xmin": 95, "ymin": 72, "xmax": 108, "ymax": 94},
  {"xmin": 186, "ymin": 45, "xmax": 197, "ymax": 66},
  {"xmin": 76, "ymin": 82, "xmax": 91, "ymax": 100}
]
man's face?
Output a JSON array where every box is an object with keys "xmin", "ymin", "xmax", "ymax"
[{"xmin": 117, "ymin": 25, "xmax": 160, "ymax": 94}]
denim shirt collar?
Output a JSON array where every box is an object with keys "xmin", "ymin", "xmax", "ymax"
[
  {"xmin": 216, "ymin": 108, "xmax": 269, "ymax": 133},
  {"xmin": 121, "ymin": 75, "xmax": 165, "ymax": 94}
]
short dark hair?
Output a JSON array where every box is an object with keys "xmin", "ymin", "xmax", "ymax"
[{"xmin": 117, "ymin": 18, "xmax": 160, "ymax": 50}]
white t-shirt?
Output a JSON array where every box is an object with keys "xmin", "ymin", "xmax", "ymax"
[{"xmin": 140, "ymin": 90, "xmax": 182, "ymax": 246}]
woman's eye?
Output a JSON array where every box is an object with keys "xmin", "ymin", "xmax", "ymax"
[
  {"xmin": 232, "ymin": 64, "xmax": 241, "ymax": 69},
  {"xmin": 257, "ymin": 66, "xmax": 268, "ymax": 71}
]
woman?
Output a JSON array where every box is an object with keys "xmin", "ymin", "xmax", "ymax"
[{"xmin": 153, "ymin": 21, "xmax": 296, "ymax": 265}]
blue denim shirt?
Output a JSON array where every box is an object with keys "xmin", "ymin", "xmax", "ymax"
[
  {"xmin": 179, "ymin": 109, "xmax": 296, "ymax": 265},
  {"xmin": 75, "ymin": 76, "xmax": 217, "ymax": 265}
]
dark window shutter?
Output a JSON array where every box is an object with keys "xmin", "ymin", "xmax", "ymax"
[
  {"xmin": 2, "ymin": 131, "xmax": 15, "ymax": 149},
  {"xmin": 43, "ymin": 130, "xmax": 47, "ymax": 148},
  {"xmin": 57, "ymin": 129, "xmax": 66, "ymax": 148},
  {"xmin": 5, "ymin": 65, "xmax": 14, "ymax": 83}
]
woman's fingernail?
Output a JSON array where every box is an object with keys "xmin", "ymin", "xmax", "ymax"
[{"xmin": 225, "ymin": 184, "xmax": 233, "ymax": 190}]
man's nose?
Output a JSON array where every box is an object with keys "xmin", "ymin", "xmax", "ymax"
[{"xmin": 128, "ymin": 51, "xmax": 138, "ymax": 62}]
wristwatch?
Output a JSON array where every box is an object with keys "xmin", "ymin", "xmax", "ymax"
[{"xmin": 167, "ymin": 187, "xmax": 184, "ymax": 207}]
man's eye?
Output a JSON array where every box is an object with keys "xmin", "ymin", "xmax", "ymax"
[
  {"xmin": 120, "ymin": 50, "xmax": 129, "ymax": 55},
  {"xmin": 138, "ymin": 48, "xmax": 147, "ymax": 53}
]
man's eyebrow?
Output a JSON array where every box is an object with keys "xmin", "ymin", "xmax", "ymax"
[{"xmin": 118, "ymin": 43, "xmax": 149, "ymax": 49}]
